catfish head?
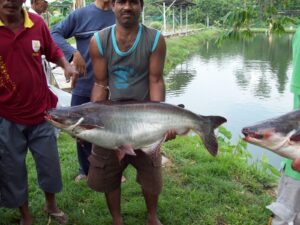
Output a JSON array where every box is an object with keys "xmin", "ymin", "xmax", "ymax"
[
  {"xmin": 45, "ymin": 103, "xmax": 104, "ymax": 134},
  {"xmin": 242, "ymin": 112, "xmax": 300, "ymax": 159},
  {"xmin": 45, "ymin": 107, "xmax": 84, "ymax": 131}
]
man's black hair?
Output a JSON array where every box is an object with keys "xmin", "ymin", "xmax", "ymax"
[{"xmin": 112, "ymin": 0, "xmax": 144, "ymax": 7}]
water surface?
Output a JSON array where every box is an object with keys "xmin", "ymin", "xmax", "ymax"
[{"xmin": 165, "ymin": 33, "xmax": 294, "ymax": 168}]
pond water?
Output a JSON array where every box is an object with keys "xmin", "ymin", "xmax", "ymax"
[{"xmin": 165, "ymin": 33, "xmax": 295, "ymax": 168}]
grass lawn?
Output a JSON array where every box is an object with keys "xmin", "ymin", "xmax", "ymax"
[{"xmin": 0, "ymin": 131, "xmax": 276, "ymax": 225}]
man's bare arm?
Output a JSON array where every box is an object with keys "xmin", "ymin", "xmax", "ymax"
[
  {"xmin": 55, "ymin": 57, "xmax": 79, "ymax": 89},
  {"xmin": 89, "ymin": 37, "xmax": 109, "ymax": 102},
  {"xmin": 149, "ymin": 35, "xmax": 166, "ymax": 102}
]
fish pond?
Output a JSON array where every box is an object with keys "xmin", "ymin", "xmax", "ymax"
[{"xmin": 165, "ymin": 33, "xmax": 294, "ymax": 168}]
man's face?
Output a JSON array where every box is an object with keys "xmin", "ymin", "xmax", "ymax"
[
  {"xmin": 35, "ymin": 0, "xmax": 48, "ymax": 14},
  {"xmin": 0, "ymin": 0, "xmax": 23, "ymax": 17},
  {"xmin": 112, "ymin": 0, "xmax": 142, "ymax": 28}
]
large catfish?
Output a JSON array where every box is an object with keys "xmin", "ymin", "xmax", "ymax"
[
  {"xmin": 242, "ymin": 110, "xmax": 300, "ymax": 159},
  {"xmin": 46, "ymin": 101, "xmax": 227, "ymax": 160}
]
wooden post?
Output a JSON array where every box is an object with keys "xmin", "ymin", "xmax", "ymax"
[
  {"xmin": 185, "ymin": 7, "xmax": 188, "ymax": 34},
  {"xmin": 163, "ymin": 2, "xmax": 167, "ymax": 34},
  {"xmin": 142, "ymin": 6, "xmax": 145, "ymax": 24},
  {"xmin": 180, "ymin": 5, "xmax": 183, "ymax": 31},
  {"xmin": 173, "ymin": 7, "xmax": 175, "ymax": 33}
]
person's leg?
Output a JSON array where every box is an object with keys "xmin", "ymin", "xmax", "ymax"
[
  {"xmin": 44, "ymin": 192, "xmax": 60, "ymax": 213},
  {"xmin": 71, "ymin": 94, "xmax": 91, "ymax": 178},
  {"xmin": 142, "ymin": 189, "xmax": 162, "ymax": 225},
  {"xmin": 0, "ymin": 118, "xmax": 31, "ymax": 224},
  {"xmin": 88, "ymin": 145, "xmax": 126, "ymax": 225},
  {"xmin": 105, "ymin": 188, "xmax": 123, "ymax": 225},
  {"xmin": 19, "ymin": 201, "xmax": 33, "ymax": 225},
  {"xmin": 131, "ymin": 150, "xmax": 163, "ymax": 225},
  {"xmin": 28, "ymin": 122, "xmax": 67, "ymax": 223}
]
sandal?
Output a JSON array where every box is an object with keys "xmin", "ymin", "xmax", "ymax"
[
  {"xmin": 121, "ymin": 175, "xmax": 126, "ymax": 183},
  {"xmin": 46, "ymin": 210, "xmax": 68, "ymax": 224},
  {"xmin": 74, "ymin": 174, "xmax": 87, "ymax": 182}
]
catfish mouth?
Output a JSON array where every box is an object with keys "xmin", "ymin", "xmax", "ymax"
[
  {"xmin": 44, "ymin": 113, "xmax": 71, "ymax": 129},
  {"xmin": 44, "ymin": 113, "xmax": 63, "ymax": 124},
  {"xmin": 242, "ymin": 128, "xmax": 264, "ymax": 140}
]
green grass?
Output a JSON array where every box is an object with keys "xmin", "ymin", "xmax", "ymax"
[{"xmin": 0, "ymin": 132, "xmax": 276, "ymax": 225}]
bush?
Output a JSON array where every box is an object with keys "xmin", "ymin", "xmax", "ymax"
[
  {"xmin": 50, "ymin": 15, "xmax": 65, "ymax": 27},
  {"xmin": 149, "ymin": 21, "xmax": 162, "ymax": 30}
]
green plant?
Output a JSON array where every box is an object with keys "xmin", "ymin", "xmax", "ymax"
[
  {"xmin": 218, "ymin": 126, "xmax": 280, "ymax": 178},
  {"xmin": 149, "ymin": 21, "xmax": 163, "ymax": 30}
]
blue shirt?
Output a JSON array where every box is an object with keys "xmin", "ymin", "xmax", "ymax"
[{"xmin": 51, "ymin": 3, "xmax": 115, "ymax": 97}]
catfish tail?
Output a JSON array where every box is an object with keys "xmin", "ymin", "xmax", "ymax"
[{"xmin": 197, "ymin": 116, "xmax": 227, "ymax": 156}]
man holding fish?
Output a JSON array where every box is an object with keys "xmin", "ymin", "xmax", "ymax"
[
  {"xmin": 242, "ymin": 25, "xmax": 300, "ymax": 225},
  {"xmin": 45, "ymin": 0, "xmax": 226, "ymax": 223},
  {"xmin": 267, "ymin": 25, "xmax": 300, "ymax": 225},
  {"xmin": 88, "ymin": 0, "xmax": 168, "ymax": 224}
]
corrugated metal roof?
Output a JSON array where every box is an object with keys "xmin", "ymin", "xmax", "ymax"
[{"xmin": 153, "ymin": 0, "xmax": 195, "ymax": 7}]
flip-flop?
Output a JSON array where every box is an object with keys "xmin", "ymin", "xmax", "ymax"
[
  {"xmin": 121, "ymin": 175, "xmax": 126, "ymax": 183},
  {"xmin": 45, "ymin": 210, "xmax": 68, "ymax": 225},
  {"xmin": 74, "ymin": 174, "xmax": 87, "ymax": 182}
]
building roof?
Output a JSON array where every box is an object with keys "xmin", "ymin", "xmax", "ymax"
[{"xmin": 153, "ymin": 0, "xmax": 195, "ymax": 8}]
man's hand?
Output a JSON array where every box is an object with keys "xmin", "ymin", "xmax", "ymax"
[
  {"xmin": 73, "ymin": 51, "xmax": 87, "ymax": 76},
  {"xmin": 64, "ymin": 64, "xmax": 79, "ymax": 89},
  {"xmin": 165, "ymin": 130, "xmax": 177, "ymax": 142},
  {"xmin": 292, "ymin": 158, "xmax": 300, "ymax": 172}
]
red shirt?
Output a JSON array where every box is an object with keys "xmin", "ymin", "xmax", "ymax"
[{"xmin": 0, "ymin": 10, "xmax": 64, "ymax": 125}]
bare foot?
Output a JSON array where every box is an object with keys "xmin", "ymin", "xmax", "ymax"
[
  {"xmin": 19, "ymin": 217, "xmax": 33, "ymax": 225},
  {"xmin": 146, "ymin": 216, "xmax": 163, "ymax": 225},
  {"xmin": 112, "ymin": 217, "xmax": 124, "ymax": 225}
]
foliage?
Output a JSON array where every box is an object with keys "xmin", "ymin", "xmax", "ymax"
[
  {"xmin": 49, "ymin": 15, "xmax": 65, "ymax": 27},
  {"xmin": 47, "ymin": 0, "xmax": 73, "ymax": 26},
  {"xmin": 144, "ymin": 0, "xmax": 300, "ymax": 30},
  {"xmin": 268, "ymin": 16, "xmax": 297, "ymax": 34},
  {"xmin": 215, "ymin": 5, "xmax": 257, "ymax": 45},
  {"xmin": 149, "ymin": 21, "xmax": 163, "ymax": 31},
  {"xmin": 218, "ymin": 127, "xmax": 280, "ymax": 178}
]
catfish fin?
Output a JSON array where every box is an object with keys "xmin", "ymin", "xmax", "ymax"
[
  {"xmin": 141, "ymin": 136, "xmax": 166, "ymax": 156},
  {"xmin": 197, "ymin": 115, "xmax": 227, "ymax": 156},
  {"xmin": 202, "ymin": 132, "xmax": 218, "ymax": 156},
  {"xmin": 118, "ymin": 144, "xmax": 136, "ymax": 156},
  {"xmin": 115, "ymin": 145, "xmax": 136, "ymax": 162},
  {"xmin": 115, "ymin": 150, "xmax": 126, "ymax": 162},
  {"xmin": 290, "ymin": 129, "xmax": 300, "ymax": 142},
  {"xmin": 206, "ymin": 115, "xmax": 227, "ymax": 129}
]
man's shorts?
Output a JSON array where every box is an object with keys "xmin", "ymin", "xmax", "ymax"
[
  {"xmin": 0, "ymin": 118, "xmax": 62, "ymax": 208},
  {"xmin": 87, "ymin": 145, "xmax": 162, "ymax": 195}
]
